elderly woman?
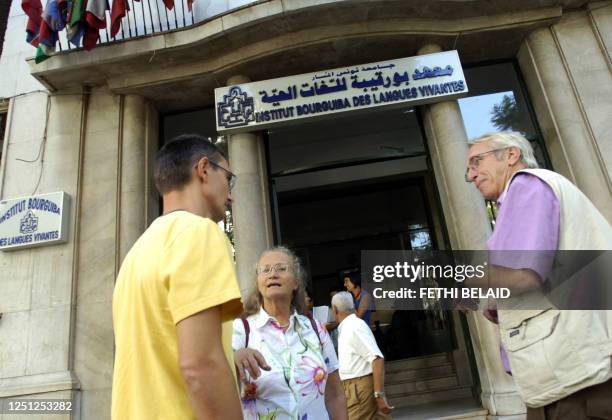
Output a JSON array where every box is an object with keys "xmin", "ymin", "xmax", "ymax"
[{"xmin": 232, "ymin": 246, "xmax": 348, "ymax": 420}]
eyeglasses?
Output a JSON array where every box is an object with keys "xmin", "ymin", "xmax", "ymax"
[
  {"xmin": 208, "ymin": 160, "xmax": 237, "ymax": 190},
  {"xmin": 464, "ymin": 148, "xmax": 507, "ymax": 182},
  {"xmin": 257, "ymin": 263, "xmax": 291, "ymax": 275},
  {"xmin": 195, "ymin": 157, "xmax": 237, "ymax": 190}
]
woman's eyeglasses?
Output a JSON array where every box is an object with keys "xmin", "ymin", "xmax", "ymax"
[{"xmin": 257, "ymin": 263, "xmax": 291, "ymax": 275}]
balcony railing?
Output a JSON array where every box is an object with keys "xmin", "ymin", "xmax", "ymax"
[{"xmin": 53, "ymin": 0, "xmax": 259, "ymax": 52}]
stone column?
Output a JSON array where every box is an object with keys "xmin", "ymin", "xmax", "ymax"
[
  {"xmin": 417, "ymin": 44, "xmax": 526, "ymax": 417},
  {"xmin": 226, "ymin": 75, "xmax": 274, "ymax": 295},
  {"xmin": 119, "ymin": 95, "xmax": 148, "ymax": 264},
  {"xmin": 117, "ymin": 95, "xmax": 159, "ymax": 261},
  {"xmin": 517, "ymin": 24, "xmax": 612, "ymax": 221}
]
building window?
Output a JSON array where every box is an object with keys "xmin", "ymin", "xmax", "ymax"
[
  {"xmin": 459, "ymin": 62, "xmax": 550, "ymax": 227},
  {"xmin": 459, "ymin": 62, "xmax": 549, "ymax": 168}
]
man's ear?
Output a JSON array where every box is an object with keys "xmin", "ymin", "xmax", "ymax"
[
  {"xmin": 194, "ymin": 156, "xmax": 209, "ymax": 182},
  {"xmin": 507, "ymin": 147, "xmax": 522, "ymax": 166}
]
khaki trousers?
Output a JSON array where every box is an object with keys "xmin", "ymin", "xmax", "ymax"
[
  {"xmin": 527, "ymin": 378, "xmax": 612, "ymax": 420},
  {"xmin": 341, "ymin": 374, "xmax": 391, "ymax": 420}
]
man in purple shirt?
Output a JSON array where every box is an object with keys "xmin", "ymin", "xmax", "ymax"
[{"xmin": 464, "ymin": 131, "xmax": 612, "ymax": 420}]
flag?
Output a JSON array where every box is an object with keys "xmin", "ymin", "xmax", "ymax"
[
  {"xmin": 110, "ymin": 0, "xmax": 128, "ymax": 37},
  {"xmin": 83, "ymin": 0, "xmax": 108, "ymax": 50},
  {"xmin": 162, "ymin": 0, "xmax": 173, "ymax": 11},
  {"xmin": 66, "ymin": 0, "xmax": 86, "ymax": 46},
  {"xmin": 35, "ymin": 42, "xmax": 55, "ymax": 63},
  {"xmin": 42, "ymin": 0, "xmax": 65, "ymax": 32},
  {"xmin": 22, "ymin": 0, "xmax": 43, "ymax": 46}
]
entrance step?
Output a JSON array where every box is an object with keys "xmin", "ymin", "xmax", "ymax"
[
  {"xmin": 391, "ymin": 397, "xmax": 488, "ymax": 420},
  {"xmin": 385, "ymin": 353, "xmax": 451, "ymax": 373},
  {"xmin": 386, "ymin": 374, "xmax": 458, "ymax": 395},
  {"xmin": 387, "ymin": 386, "xmax": 474, "ymax": 409},
  {"xmin": 385, "ymin": 352, "xmax": 474, "ymax": 408},
  {"xmin": 386, "ymin": 363, "xmax": 455, "ymax": 383}
]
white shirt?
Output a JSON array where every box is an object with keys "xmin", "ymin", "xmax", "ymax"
[{"xmin": 337, "ymin": 313, "xmax": 384, "ymax": 380}]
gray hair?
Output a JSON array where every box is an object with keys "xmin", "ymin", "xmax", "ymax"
[
  {"xmin": 470, "ymin": 131, "xmax": 539, "ymax": 169},
  {"xmin": 332, "ymin": 291, "xmax": 355, "ymax": 314},
  {"xmin": 243, "ymin": 246, "xmax": 307, "ymax": 317}
]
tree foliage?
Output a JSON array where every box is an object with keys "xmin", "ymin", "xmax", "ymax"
[{"xmin": 490, "ymin": 94, "xmax": 521, "ymax": 131}]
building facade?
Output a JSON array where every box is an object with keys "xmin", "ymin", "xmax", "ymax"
[{"xmin": 0, "ymin": 0, "xmax": 611, "ymax": 418}]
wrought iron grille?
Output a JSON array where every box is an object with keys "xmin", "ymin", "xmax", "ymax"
[{"xmin": 56, "ymin": 0, "xmax": 195, "ymax": 51}]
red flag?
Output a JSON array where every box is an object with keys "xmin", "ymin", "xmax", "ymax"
[
  {"xmin": 38, "ymin": 18, "xmax": 53, "ymax": 44},
  {"xmin": 110, "ymin": 0, "xmax": 128, "ymax": 37},
  {"xmin": 83, "ymin": 0, "xmax": 107, "ymax": 50},
  {"xmin": 22, "ymin": 0, "xmax": 43, "ymax": 46},
  {"xmin": 162, "ymin": 0, "xmax": 174, "ymax": 11},
  {"xmin": 187, "ymin": 0, "xmax": 192, "ymax": 12}
]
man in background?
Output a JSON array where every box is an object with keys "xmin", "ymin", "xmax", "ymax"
[{"xmin": 332, "ymin": 291, "xmax": 393, "ymax": 419}]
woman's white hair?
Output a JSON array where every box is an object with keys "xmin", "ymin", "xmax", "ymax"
[
  {"xmin": 243, "ymin": 246, "xmax": 307, "ymax": 317},
  {"xmin": 471, "ymin": 131, "xmax": 539, "ymax": 169},
  {"xmin": 331, "ymin": 291, "xmax": 355, "ymax": 313}
]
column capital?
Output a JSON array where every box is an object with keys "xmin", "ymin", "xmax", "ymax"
[
  {"xmin": 226, "ymin": 75, "xmax": 251, "ymax": 86},
  {"xmin": 417, "ymin": 44, "xmax": 443, "ymax": 55}
]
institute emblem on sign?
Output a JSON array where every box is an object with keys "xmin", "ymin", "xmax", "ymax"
[
  {"xmin": 216, "ymin": 86, "xmax": 255, "ymax": 129},
  {"xmin": 20, "ymin": 210, "xmax": 38, "ymax": 234}
]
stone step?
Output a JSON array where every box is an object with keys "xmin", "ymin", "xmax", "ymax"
[
  {"xmin": 386, "ymin": 374, "xmax": 458, "ymax": 396},
  {"xmin": 437, "ymin": 409, "xmax": 488, "ymax": 420},
  {"xmin": 387, "ymin": 386, "xmax": 474, "ymax": 408},
  {"xmin": 386, "ymin": 363, "xmax": 455, "ymax": 384},
  {"xmin": 385, "ymin": 353, "xmax": 450, "ymax": 373},
  {"xmin": 391, "ymin": 397, "xmax": 487, "ymax": 420}
]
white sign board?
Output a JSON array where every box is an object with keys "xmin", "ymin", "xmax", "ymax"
[
  {"xmin": 0, "ymin": 192, "xmax": 70, "ymax": 251},
  {"xmin": 215, "ymin": 50, "xmax": 468, "ymax": 133}
]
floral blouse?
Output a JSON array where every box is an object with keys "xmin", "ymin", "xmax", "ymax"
[{"xmin": 232, "ymin": 308, "xmax": 339, "ymax": 420}]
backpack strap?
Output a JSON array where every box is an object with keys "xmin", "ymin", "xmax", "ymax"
[
  {"xmin": 306, "ymin": 314, "xmax": 322, "ymax": 347},
  {"xmin": 241, "ymin": 317, "xmax": 250, "ymax": 348}
]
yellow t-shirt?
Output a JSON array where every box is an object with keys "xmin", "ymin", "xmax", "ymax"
[{"xmin": 111, "ymin": 211, "xmax": 243, "ymax": 420}]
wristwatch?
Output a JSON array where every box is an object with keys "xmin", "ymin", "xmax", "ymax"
[{"xmin": 373, "ymin": 391, "xmax": 386, "ymax": 399}]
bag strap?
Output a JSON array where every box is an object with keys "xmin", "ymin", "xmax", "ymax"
[
  {"xmin": 306, "ymin": 314, "xmax": 322, "ymax": 347},
  {"xmin": 242, "ymin": 317, "xmax": 250, "ymax": 348},
  {"xmin": 243, "ymin": 314, "xmax": 322, "ymax": 348}
]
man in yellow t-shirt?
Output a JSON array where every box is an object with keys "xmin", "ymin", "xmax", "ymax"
[{"xmin": 112, "ymin": 134, "xmax": 243, "ymax": 420}]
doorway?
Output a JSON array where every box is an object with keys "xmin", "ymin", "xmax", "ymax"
[{"xmin": 266, "ymin": 106, "xmax": 456, "ymax": 361}]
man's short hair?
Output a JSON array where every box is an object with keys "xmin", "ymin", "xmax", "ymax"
[
  {"xmin": 154, "ymin": 134, "xmax": 226, "ymax": 194},
  {"xmin": 470, "ymin": 131, "xmax": 539, "ymax": 169},
  {"xmin": 332, "ymin": 291, "xmax": 355, "ymax": 313}
]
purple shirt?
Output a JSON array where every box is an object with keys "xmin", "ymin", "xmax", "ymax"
[{"xmin": 486, "ymin": 172, "xmax": 560, "ymax": 373}]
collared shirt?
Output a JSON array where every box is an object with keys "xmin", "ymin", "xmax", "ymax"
[
  {"xmin": 337, "ymin": 313, "xmax": 384, "ymax": 381},
  {"xmin": 488, "ymin": 172, "xmax": 560, "ymax": 279},
  {"xmin": 232, "ymin": 307, "xmax": 339, "ymax": 420},
  {"xmin": 486, "ymin": 172, "xmax": 560, "ymax": 373}
]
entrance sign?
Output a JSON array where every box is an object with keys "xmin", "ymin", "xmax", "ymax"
[
  {"xmin": 215, "ymin": 50, "xmax": 468, "ymax": 133},
  {"xmin": 0, "ymin": 192, "xmax": 70, "ymax": 251}
]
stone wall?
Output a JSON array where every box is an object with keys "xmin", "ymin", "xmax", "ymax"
[
  {"xmin": 0, "ymin": 89, "xmax": 157, "ymax": 419},
  {"xmin": 518, "ymin": 3, "xmax": 612, "ymax": 220}
]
